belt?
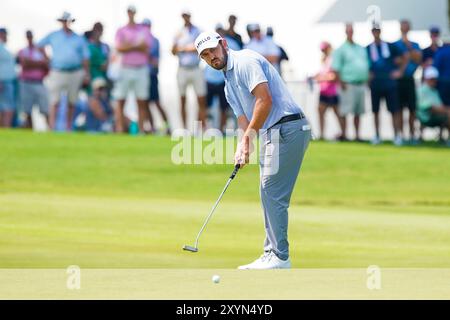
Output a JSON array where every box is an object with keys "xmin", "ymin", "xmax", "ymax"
[
  {"xmin": 269, "ymin": 113, "xmax": 305, "ymax": 130},
  {"xmin": 21, "ymin": 79, "xmax": 44, "ymax": 84}
]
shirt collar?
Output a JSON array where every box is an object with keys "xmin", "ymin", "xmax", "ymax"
[{"xmin": 225, "ymin": 49, "xmax": 235, "ymax": 72}]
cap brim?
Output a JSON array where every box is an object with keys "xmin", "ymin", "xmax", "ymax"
[
  {"xmin": 197, "ymin": 40, "xmax": 220, "ymax": 56},
  {"xmin": 58, "ymin": 18, "xmax": 75, "ymax": 22}
]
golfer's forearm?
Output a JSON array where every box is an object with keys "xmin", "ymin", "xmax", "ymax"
[
  {"xmin": 237, "ymin": 115, "xmax": 249, "ymax": 131},
  {"xmin": 245, "ymin": 98, "xmax": 272, "ymax": 136}
]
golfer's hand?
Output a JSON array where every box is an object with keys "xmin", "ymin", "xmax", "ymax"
[{"xmin": 235, "ymin": 136, "xmax": 253, "ymax": 168}]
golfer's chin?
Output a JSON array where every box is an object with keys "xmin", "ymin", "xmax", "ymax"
[{"xmin": 211, "ymin": 61, "xmax": 225, "ymax": 70}]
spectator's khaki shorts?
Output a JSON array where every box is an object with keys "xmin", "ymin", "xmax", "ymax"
[
  {"xmin": 338, "ymin": 83, "xmax": 366, "ymax": 116},
  {"xmin": 177, "ymin": 66, "xmax": 206, "ymax": 97},
  {"xmin": 112, "ymin": 66, "xmax": 149, "ymax": 101},
  {"xmin": 45, "ymin": 69, "xmax": 84, "ymax": 105}
]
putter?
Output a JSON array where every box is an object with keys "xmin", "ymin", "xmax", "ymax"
[{"xmin": 183, "ymin": 164, "xmax": 240, "ymax": 253}]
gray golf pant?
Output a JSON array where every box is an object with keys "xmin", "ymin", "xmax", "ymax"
[{"xmin": 259, "ymin": 118, "xmax": 311, "ymax": 261}]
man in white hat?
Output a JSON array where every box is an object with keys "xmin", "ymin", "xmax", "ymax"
[
  {"xmin": 172, "ymin": 10, "xmax": 207, "ymax": 130},
  {"xmin": 195, "ymin": 31, "xmax": 311, "ymax": 269},
  {"xmin": 37, "ymin": 12, "xmax": 90, "ymax": 131},
  {"xmin": 417, "ymin": 66, "xmax": 450, "ymax": 144}
]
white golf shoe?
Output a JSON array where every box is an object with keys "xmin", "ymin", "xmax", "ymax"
[{"xmin": 238, "ymin": 251, "xmax": 291, "ymax": 270}]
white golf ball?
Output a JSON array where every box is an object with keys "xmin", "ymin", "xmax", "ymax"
[{"xmin": 212, "ymin": 275, "xmax": 220, "ymax": 284}]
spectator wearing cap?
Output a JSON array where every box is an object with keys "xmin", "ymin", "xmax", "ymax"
[
  {"xmin": 394, "ymin": 19, "xmax": 422, "ymax": 144},
  {"xmin": 417, "ymin": 66, "xmax": 450, "ymax": 144},
  {"xmin": 314, "ymin": 41, "xmax": 341, "ymax": 140},
  {"xmin": 225, "ymin": 15, "xmax": 243, "ymax": 49},
  {"xmin": 434, "ymin": 34, "xmax": 450, "ymax": 106},
  {"xmin": 367, "ymin": 23, "xmax": 404, "ymax": 146},
  {"xmin": 245, "ymin": 24, "xmax": 281, "ymax": 73},
  {"xmin": 266, "ymin": 27, "xmax": 289, "ymax": 77},
  {"xmin": 18, "ymin": 30, "xmax": 50, "ymax": 129},
  {"xmin": 86, "ymin": 77, "xmax": 114, "ymax": 132},
  {"xmin": 37, "ymin": 12, "xmax": 90, "ymax": 131},
  {"xmin": 204, "ymin": 24, "xmax": 240, "ymax": 132},
  {"xmin": 172, "ymin": 10, "xmax": 207, "ymax": 130},
  {"xmin": 0, "ymin": 27, "xmax": 17, "ymax": 127},
  {"xmin": 113, "ymin": 5, "xmax": 152, "ymax": 134},
  {"xmin": 86, "ymin": 23, "xmax": 109, "ymax": 92},
  {"xmin": 142, "ymin": 18, "xmax": 170, "ymax": 135},
  {"xmin": 332, "ymin": 23, "xmax": 370, "ymax": 142},
  {"xmin": 422, "ymin": 26, "xmax": 442, "ymax": 69}
]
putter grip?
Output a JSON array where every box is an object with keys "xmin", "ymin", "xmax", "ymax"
[{"xmin": 230, "ymin": 164, "xmax": 240, "ymax": 180}]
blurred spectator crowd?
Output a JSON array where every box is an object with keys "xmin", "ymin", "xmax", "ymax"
[
  {"xmin": 314, "ymin": 20, "xmax": 450, "ymax": 146},
  {"xmin": 0, "ymin": 6, "xmax": 449, "ymax": 145},
  {"xmin": 0, "ymin": 6, "xmax": 286, "ymax": 136}
]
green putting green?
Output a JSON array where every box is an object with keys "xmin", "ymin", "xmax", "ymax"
[{"xmin": 0, "ymin": 129, "xmax": 449, "ymax": 270}]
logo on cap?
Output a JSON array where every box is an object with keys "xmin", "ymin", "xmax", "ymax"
[{"xmin": 196, "ymin": 36, "xmax": 211, "ymax": 49}]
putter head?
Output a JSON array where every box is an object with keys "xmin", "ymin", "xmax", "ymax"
[{"xmin": 183, "ymin": 245, "xmax": 198, "ymax": 253}]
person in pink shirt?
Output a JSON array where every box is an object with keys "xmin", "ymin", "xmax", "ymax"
[
  {"xmin": 112, "ymin": 5, "xmax": 152, "ymax": 134},
  {"xmin": 18, "ymin": 30, "xmax": 50, "ymax": 128},
  {"xmin": 314, "ymin": 41, "xmax": 341, "ymax": 140}
]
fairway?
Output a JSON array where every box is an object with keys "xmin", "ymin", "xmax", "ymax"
[{"xmin": 1, "ymin": 129, "xmax": 450, "ymax": 298}]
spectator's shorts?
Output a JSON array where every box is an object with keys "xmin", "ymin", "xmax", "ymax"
[
  {"xmin": 338, "ymin": 83, "xmax": 366, "ymax": 116},
  {"xmin": 45, "ymin": 69, "xmax": 84, "ymax": 106},
  {"xmin": 112, "ymin": 66, "xmax": 149, "ymax": 101},
  {"xmin": 319, "ymin": 94, "xmax": 339, "ymax": 106},
  {"xmin": 149, "ymin": 73, "xmax": 159, "ymax": 102},
  {"xmin": 0, "ymin": 80, "xmax": 15, "ymax": 112},
  {"xmin": 370, "ymin": 85, "xmax": 399, "ymax": 114},
  {"xmin": 177, "ymin": 66, "xmax": 206, "ymax": 97},
  {"xmin": 398, "ymin": 77, "xmax": 417, "ymax": 112},
  {"xmin": 207, "ymin": 82, "xmax": 229, "ymax": 111},
  {"xmin": 20, "ymin": 81, "xmax": 49, "ymax": 115}
]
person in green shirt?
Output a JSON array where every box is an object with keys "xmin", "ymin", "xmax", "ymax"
[
  {"xmin": 85, "ymin": 23, "xmax": 109, "ymax": 94},
  {"xmin": 417, "ymin": 66, "xmax": 450, "ymax": 144},
  {"xmin": 332, "ymin": 23, "xmax": 370, "ymax": 142}
]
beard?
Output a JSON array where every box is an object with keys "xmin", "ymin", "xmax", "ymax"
[{"xmin": 210, "ymin": 45, "xmax": 228, "ymax": 70}]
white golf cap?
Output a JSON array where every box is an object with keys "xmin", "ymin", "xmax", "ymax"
[
  {"xmin": 181, "ymin": 9, "xmax": 191, "ymax": 16},
  {"xmin": 195, "ymin": 31, "xmax": 222, "ymax": 55},
  {"xmin": 127, "ymin": 5, "xmax": 137, "ymax": 13},
  {"xmin": 423, "ymin": 66, "xmax": 439, "ymax": 80},
  {"xmin": 92, "ymin": 77, "xmax": 108, "ymax": 90},
  {"xmin": 57, "ymin": 11, "xmax": 75, "ymax": 22}
]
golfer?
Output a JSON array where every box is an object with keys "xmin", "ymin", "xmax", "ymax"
[{"xmin": 195, "ymin": 32, "xmax": 311, "ymax": 269}]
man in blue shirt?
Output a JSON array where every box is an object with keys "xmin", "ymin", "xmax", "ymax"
[
  {"xmin": 38, "ymin": 12, "xmax": 90, "ymax": 131},
  {"xmin": 394, "ymin": 20, "xmax": 422, "ymax": 143},
  {"xmin": 195, "ymin": 31, "xmax": 311, "ymax": 269},
  {"xmin": 367, "ymin": 23, "xmax": 404, "ymax": 145},
  {"xmin": 422, "ymin": 26, "xmax": 442, "ymax": 68},
  {"xmin": 434, "ymin": 35, "xmax": 450, "ymax": 106},
  {"xmin": 142, "ymin": 18, "xmax": 170, "ymax": 135}
]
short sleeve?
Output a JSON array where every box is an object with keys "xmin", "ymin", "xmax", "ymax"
[
  {"xmin": 37, "ymin": 33, "xmax": 52, "ymax": 48},
  {"xmin": 418, "ymin": 87, "xmax": 438, "ymax": 110},
  {"xmin": 225, "ymin": 85, "xmax": 244, "ymax": 118},
  {"xmin": 240, "ymin": 58, "xmax": 268, "ymax": 93},
  {"xmin": 266, "ymin": 40, "xmax": 281, "ymax": 57},
  {"xmin": 331, "ymin": 48, "xmax": 342, "ymax": 73}
]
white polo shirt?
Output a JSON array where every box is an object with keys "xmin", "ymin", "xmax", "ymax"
[{"xmin": 223, "ymin": 49, "xmax": 304, "ymax": 130}]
